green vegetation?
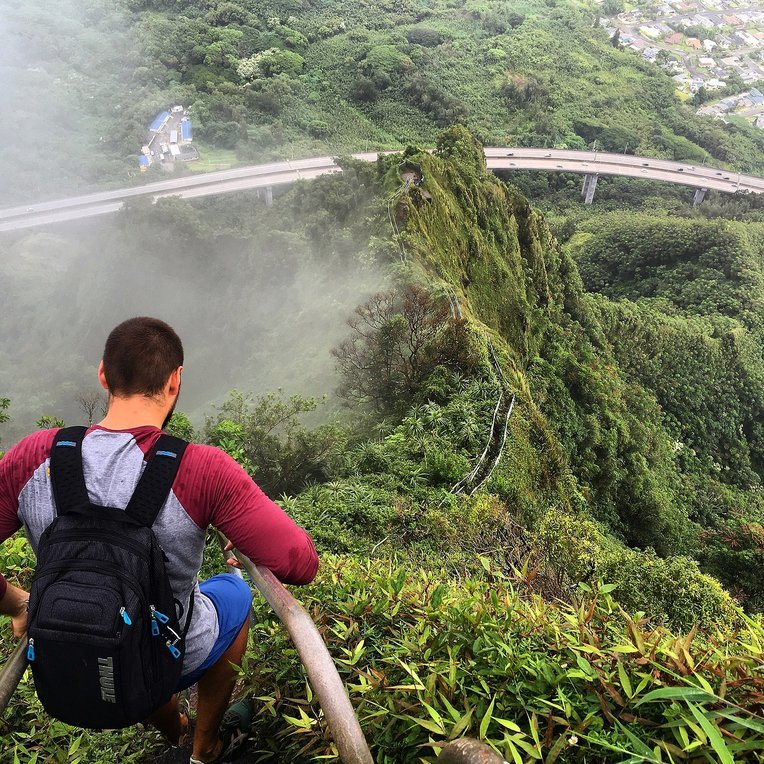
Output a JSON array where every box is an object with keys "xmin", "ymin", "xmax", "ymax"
[
  {"xmin": 6, "ymin": 0, "xmax": 764, "ymax": 205},
  {"xmin": 186, "ymin": 143, "xmax": 238, "ymax": 172},
  {"xmin": 3, "ymin": 129, "xmax": 764, "ymax": 760}
]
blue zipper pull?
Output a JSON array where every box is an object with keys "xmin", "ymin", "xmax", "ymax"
[
  {"xmin": 27, "ymin": 639, "xmax": 35, "ymax": 662},
  {"xmin": 151, "ymin": 619, "xmax": 160, "ymax": 636},
  {"xmin": 119, "ymin": 607, "xmax": 132, "ymax": 626},
  {"xmin": 153, "ymin": 608, "xmax": 170, "ymax": 624},
  {"xmin": 167, "ymin": 641, "xmax": 181, "ymax": 659}
]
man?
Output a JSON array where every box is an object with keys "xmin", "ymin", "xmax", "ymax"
[{"xmin": 0, "ymin": 317, "xmax": 319, "ymax": 763}]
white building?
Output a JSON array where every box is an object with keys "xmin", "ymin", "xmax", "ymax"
[{"xmin": 639, "ymin": 25, "xmax": 662, "ymax": 39}]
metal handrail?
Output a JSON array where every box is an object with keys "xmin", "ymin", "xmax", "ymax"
[
  {"xmin": 220, "ymin": 535, "xmax": 373, "ymax": 764},
  {"xmin": 437, "ymin": 739, "xmax": 507, "ymax": 763},
  {"xmin": 0, "ymin": 636, "xmax": 28, "ymax": 716}
]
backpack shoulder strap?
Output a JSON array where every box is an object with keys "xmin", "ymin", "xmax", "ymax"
[
  {"xmin": 124, "ymin": 435, "xmax": 188, "ymax": 527},
  {"xmin": 50, "ymin": 426, "xmax": 90, "ymax": 517}
]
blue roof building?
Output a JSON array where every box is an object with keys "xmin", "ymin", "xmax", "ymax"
[
  {"xmin": 181, "ymin": 119, "xmax": 193, "ymax": 142},
  {"xmin": 150, "ymin": 111, "xmax": 170, "ymax": 132}
]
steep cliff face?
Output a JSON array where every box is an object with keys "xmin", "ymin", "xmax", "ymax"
[
  {"xmin": 384, "ymin": 130, "xmax": 681, "ymax": 542},
  {"xmin": 362, "ymin": 127, "xmax": 759, "ymax": 623}
]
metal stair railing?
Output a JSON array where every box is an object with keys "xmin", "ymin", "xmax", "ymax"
[
  {"xmin": 0, "ymin": 636, "xmax": 28, "ymax": 715},
  {"xmin": 218, "ymin": 534, "xmax": 374, "ymax": 764}
]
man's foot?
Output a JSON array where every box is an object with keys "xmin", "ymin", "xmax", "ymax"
[{"xmin": 189, "ymin": 698, "xmax": 253, "ymax": 764}]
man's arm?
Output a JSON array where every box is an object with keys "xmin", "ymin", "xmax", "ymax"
[
  {"xmin": 0, "ymin": 429, "xmax": 57, "ymax": 635},
  {"xmin": 0, "ymin": 448, "xmax": 25, "ymax": 635},
  {"xmin": 180, "ymin": 445, "xmax": 318, "ymax": 585}
]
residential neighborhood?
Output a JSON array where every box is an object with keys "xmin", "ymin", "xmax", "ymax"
[{"xmin": 600, "ymin": 0, "xmax": 764, "ymax": 129}]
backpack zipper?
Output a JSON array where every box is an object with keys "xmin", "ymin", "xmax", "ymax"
[{"xmin": 30, "ymin": 560, "xmax": 148, "ymax": 625}]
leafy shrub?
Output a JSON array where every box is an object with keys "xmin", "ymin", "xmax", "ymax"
[
  {"xmin": 404, "ymin": 27, "xmax": 443, "ymax": 48},
  {"xmin": 308, "ymin": 119, "xmax": 330, "ymax": 138},
  {"xmin": 699, "ymin": 511, "xmax": 764, "ymax": 613},
  {"xmin": 598, "ymin": 548, "xmax": 738, "ymax": 631},
  {"xmin": 204, "ymin": 391, "xmax": 346, "ymax": 496}
]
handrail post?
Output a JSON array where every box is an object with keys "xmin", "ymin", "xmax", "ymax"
[
  {"xmin": 220, "ymin": 535, "xmax": 373, "ymax": 764},
  {"xmin": 0, "ymin": 637, "xmax": 28, "ymax": 716}
]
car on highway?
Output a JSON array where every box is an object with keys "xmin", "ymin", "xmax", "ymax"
[
  {"xmin": 642, "ymin": 162, "xmax": 650, "ymax": 166},
  {"xmin": 506, "ymin": 152, "xmax": 514, "ymax": 156},
  {"xmin": 544, "ymin": 153, "xmax": 552, "ymax": 157},
  {"xmin": 556, "ymin": 164, "xmax": 563, "ymax": 168},
  {"xmin": 641, "ymin": 169, "xmax": 648, "ymax": 173},
  {"xmin": 26, "ymin": 207, "xmax": 33, "ymax": 212},
  {"xmin": 677, "ymin": 168, "xmax": 684, "ymax": 172},
  {"xmin": 716, "ymin": 172, "xmax": 723, "ymax": 176}
]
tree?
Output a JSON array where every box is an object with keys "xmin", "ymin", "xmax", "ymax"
[
  {"xmin": 237, "ymin": 48, "xmax": 304, "ymax": 79},
  {"xmin": 0, "ymin": 398, "xmax": 9, "ymax": 448},
  {"xmin": 351, "ymin": 76, "xmax": 380, "ymax": 102},
  {"xmin": 405, "ymin": 27, "xmax": 442, "ymax": 47},
  {"xmin": 36, "ymin": 416, "xmax": 65, "ymax": 429},
  {"xmin": 204, "ymin": 392, "xmax": 345, "ymax": 497},
  {"xmin": 332, "ymin": 286, "xmax": 479, "ymax": 415},
  {"xmin": 76, "ymin": 390, "xmax": 107, "ymax": 424}
]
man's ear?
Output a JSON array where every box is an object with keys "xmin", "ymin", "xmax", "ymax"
[
  {"xmin": 167, "ymin": 367, "xmax": 182, "ymax": 397},
  {"xmin": 97, "ymin": 361, "xmax": 109, "ymax": 392}
]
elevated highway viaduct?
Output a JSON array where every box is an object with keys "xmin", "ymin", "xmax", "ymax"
[{"xmin": 1, "ymin": 149, "xmax": 760, "ymax": 232}]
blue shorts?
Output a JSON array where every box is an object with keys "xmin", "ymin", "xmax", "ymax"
[{"xmin": 176, "ymin": 574, "xmax": 252, "ymax": 691}]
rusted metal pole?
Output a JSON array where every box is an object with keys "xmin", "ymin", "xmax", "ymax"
[
  {"xmin": 0, "ymin": 637, "xmax": 28, "ymax": 715},
  {"xmin": 437, "ymin": 739, "xmax": 508, "ymax": 764},
  {"xmin": 221, "ymin": 535, "xmax": 373, "ymax": 764}
]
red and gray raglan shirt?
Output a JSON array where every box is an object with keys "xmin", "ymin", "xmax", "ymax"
[{"xmin": 0, "ymin": 426, "xmax": 319, "ymax": 674}]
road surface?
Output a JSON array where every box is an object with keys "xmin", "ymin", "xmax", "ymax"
[{"xmin": 0, "ymin": 149, "xmax": 758, "ymax": 232}]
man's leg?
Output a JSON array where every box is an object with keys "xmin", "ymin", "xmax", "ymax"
[
  {"xmin": 191, "ymin": 618, "xmax": 250, "ymax": 762},
  {"xmin": 146, "ymin": 693, "xmax": 189, "ymax": 745}
]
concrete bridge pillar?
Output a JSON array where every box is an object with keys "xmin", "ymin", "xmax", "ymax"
[
  {"xmin": 693, "ymin": 187, "xmax": 707, "ymax": 206},
  {"xmin": 581, "ymin": 173, "xmax": 598, "ymax": 205},
  {"xmin": 265, "ymin": 186, "xmax": 273, "ymax": 207}
]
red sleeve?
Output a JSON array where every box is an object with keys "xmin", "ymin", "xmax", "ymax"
[
  {"xmin": 174, "ymin": 445, "xmax": 318, "ymax": 585},
  {"xmin": 0, "ymin": 429, "xmax": 58, "ymax": 597}
]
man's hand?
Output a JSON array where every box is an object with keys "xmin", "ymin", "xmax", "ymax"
[
  {"xmin": 0, "ymin": 583, "xmax": 29, "ymax": 638},
  {"xmin": 224, "ymin": 540, "xmax": 242, "ymax": 569}
]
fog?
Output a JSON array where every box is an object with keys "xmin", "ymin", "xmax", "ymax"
[
  {"xmin": 0, "ymin": 1, "xmax": 388, "ymax": 444},
  {"xmin": 1, "ymin": 191, "xmax": 387, "ymax": 444}
]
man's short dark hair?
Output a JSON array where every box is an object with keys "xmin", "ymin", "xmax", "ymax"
[{"xmin": 102, "ymin": 317, "xmax": 183, "ymax": 397}]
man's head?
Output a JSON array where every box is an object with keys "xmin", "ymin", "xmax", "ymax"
[{"xmin": 99, "ymin": 317, "xmax": 183, "ymax": 399}]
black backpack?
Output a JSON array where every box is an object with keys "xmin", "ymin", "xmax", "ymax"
[{"xmin": 26, "ymin": 426, "xmax": 191, "ymax": 729}]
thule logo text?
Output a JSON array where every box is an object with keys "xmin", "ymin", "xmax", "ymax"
[{"xmin": 98, "ymin": 657, "xmax": 116, "ymax": 703}]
